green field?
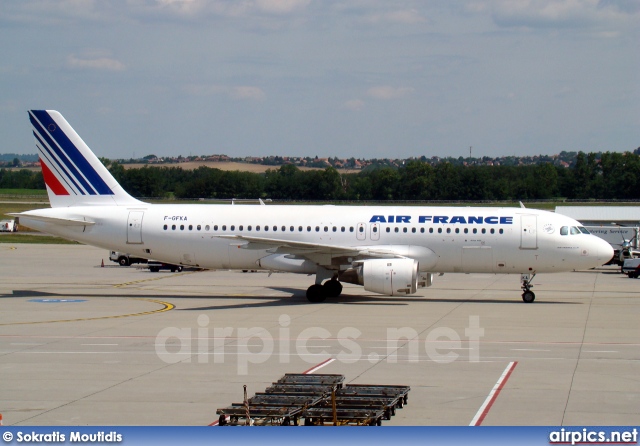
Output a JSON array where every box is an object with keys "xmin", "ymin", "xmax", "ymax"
[
  {"xmin": 0, "ymin": 188, "xmax": 47, "ymax": 196},
  {"xmin": 0, "ymin": 234, "xmax": 79, "ymax": 244}
]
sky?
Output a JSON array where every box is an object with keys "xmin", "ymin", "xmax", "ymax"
[{"xmin": 0, "ymin": 0, "xmax": 639, "ymax": 160}]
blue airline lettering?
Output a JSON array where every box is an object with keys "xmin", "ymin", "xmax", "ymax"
[{"xmin": 369, "ymin": 215, "xmax": 514, "ymax": 225}]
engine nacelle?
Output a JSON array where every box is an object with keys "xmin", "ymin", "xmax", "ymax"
[{"xmin": 340, "ymin": 258, "xmax": 419, "ymax": 296}]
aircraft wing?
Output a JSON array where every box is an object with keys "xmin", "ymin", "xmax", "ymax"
[{"xmin": 217, "ymin": 235, "xmax": 407, "ymax": 258}]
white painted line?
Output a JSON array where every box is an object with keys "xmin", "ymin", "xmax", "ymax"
[
  {"xmin": 511, "ymin": 349, "xmax": 551, "ymax": 352},
  {"xmin": 303, "ymin": 358, "xmax": 336, "ymax": 374},
  {"xmin": 584, "ymin": 350, "xmax": 618, "ymax": 353},
  {"xmin": 81, "ymin": 344, "xmax": 118, "ymax": 346},
  {"xmin": 469, "ymin": 361, "xmax": 518, "ymax": 426}
]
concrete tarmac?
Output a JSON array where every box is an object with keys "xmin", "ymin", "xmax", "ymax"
[{"xmin": 0, "ymin": 244, "xmax": 638, "ymax": 426}]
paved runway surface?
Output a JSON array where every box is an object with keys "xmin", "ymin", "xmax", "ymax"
[{"xmin": 0, "ymin": 244, "xmax": 638, "ymax": 426}]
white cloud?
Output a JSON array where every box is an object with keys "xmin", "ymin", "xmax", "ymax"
[
  {"xmin": 67, "ymin": 55, "xmax": 126, "ymax": 71},
  {"xmin": 366, "ymin": 8, "xmax": 426, "ymax": 24},
  {"xmin": 367, "ymin": 86, "xmax": 414, "ymax": 100},
  {"xmin": 343, "ymin": 99, "xmax": 365, "ymax": 111},
  {"xmin": 255, "ymin": 0, "xmax": 310, "ymax": 14},
  {"xmin": 231, "ymin": 86, "xmax": 266, "ymax": 100},
  {"xmin": 184, "ymin": 84, "xmax": 265, "ymax": 101},
  {"xmin": 481, "ymin": 0, "xmax": 639, "ymax": 29}
]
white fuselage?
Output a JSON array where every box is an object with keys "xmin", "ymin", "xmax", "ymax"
[{"xmin": 19, "ymin": 203, "xmax": 613, "ymax": 274}]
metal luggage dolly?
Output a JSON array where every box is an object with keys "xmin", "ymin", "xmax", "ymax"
[{"xmin": 215, "ymin": 374, "xmax": 410, "ymax": 426}]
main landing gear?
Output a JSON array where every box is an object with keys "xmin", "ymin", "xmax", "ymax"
[
  {"xmin": 306, "ymin": 278, "xmax": 343, "ymax": 303},
  {"xmin": 521, "ymin": 273, "xmax": 536, "ymax": 303}
]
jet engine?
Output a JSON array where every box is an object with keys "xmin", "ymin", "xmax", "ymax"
[{"xmin": 339, "ymin": 258, "xmax": 419, "ymax": 296}]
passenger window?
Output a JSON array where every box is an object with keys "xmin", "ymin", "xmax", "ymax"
[
  {"xmin": 395, "ymin": 227, "xmax": 399, "ymax": 233},
  {"xmin": 429, "ymin": 228, "xmax": 433, "ymax": 234},
  {"xmin": 214, "ymin": 225, "xmax": 218, "ymax": 231},
  {"xmin": 172, "ymin": 225, "xmax": 176, "ymax": 230},
  {"xmin": 324, "ymin": 226, "xmax": 328, "ymax": 232},
  {"xmin": 264, "ymin": 226, "xmax": 269, "ymax": 231},
  {"xmin": 282, "ymin": 226, "xmax": 287, "ymax": 231},
  {"xmin": 247, "ymin": 225, "xmax": 252, "ymax": 231},
  {"xmin": 402, "ymin": 227, "xmax": 407, "ymax": 233},
  {"xmin": 274, "ymin": 225, "xmax": 278, "ymax": 231},
  {"xmin": 499, "ymin": 228, "xmax": 503, "ymax": 234},
  {"xmin": 239, "ymin": 225, "xmax": 243, "ymax": 231},
  {"xmin": 473, "ymin": 228, "xmax": 477, "ymax": 234},
  {"xmin": 163, "ymin": 224, "xmax": 168, "ymax": 230},
  {"xmin": 350, "ymin": 227, "xmax": 354, "ymax": 232},
  {"xmin": 290, "ymin": 226, "xmax": 294, "ymax": 232},
  {"xmin": 180, "ymin": 225, "xmax": 184, "ymax": 230},
  {"xmin": 197, "ymin": 225, "xmax": 201, "ymax": 231},
  {"xmin": 299, "ymin": 226, "xmax": 303, "ymax": 232},
  {"xmin": 420, "ymin": 228, "xmax": 424, "ymax": 233},
  {"xmin": 455, "ymin": 228, "xmax": 459, "ymax": 234},
  {"xmin": 386, "ymin": 227, "xmax": 391, "ymax": 233},
  {"xmin": 464, "ymin": 228, "xmax": 468, "ymax": 234},
  {"xmin": 256, "ymin": 225, "xmax": 261, "ymax": 231},
  {"xmin": 412, "ymin": 228, "xmax": 416, "ymax": 233},
  {"xmin": 373, "ymin": 227, "xmax": 378, "ymax": 233},
  {"xmin": 230, "ymin": 225, "xmax": 235, "ymax": 231},
  {"xmin": 481, "ymin": 228, "xmax": 486, "ymax": 234},
  {"xmin": 307, "ymin": 226, "xmax": 311, "ymax": 232},
  {"xmin": 333, "ymin": 226, "xmax": 337, "ymax": 232},
  {"xmin": 438, "ymin": 228, "xmax": 442, "ymax": 233},
  {"xmin": 490, "ymin": 228, "xmax": 495, "ymax": 234},
  {"xmin": 446, "ymin": 228, "xmax": 451, "ymax": 234},
  {"xmin": 222, "ymin": 225, "xmax": 226, "ymax": 231},
  {"xmin": 341, "ymin": 227, "xmax": 345, "ymax": 232},
  {"xmin": 560, "ymin": 226, "xmax": 568, "ymax": 235},
  {"xmin": 205, "ymin": 225, "xmax": 210, "ymax": 231},
  {"xmin": 570, "ymin": 226, "xmax": 580, "ymax": 235},
  {"xmin": 316, "ymin": 226, "xmax": 320, "ymax": 232},
  {"xmin": 189, "ymin": 225, "xmax": 193, "ymax": 230}
]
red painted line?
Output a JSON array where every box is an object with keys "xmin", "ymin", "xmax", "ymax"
[
  {"xmin": 470, "ymin": 361, "xmax": 517, "ymax": 426},
  {"xmin": 209, "ymin": 357, "xmax": 335, "ymax": 426}
]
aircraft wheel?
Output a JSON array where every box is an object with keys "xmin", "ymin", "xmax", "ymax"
[
  {"xmin": 306, "ymin": 284, "xmax": 327, "ymax": 303},
  {"xmin": 323, "ymin": 279, "xmax": 343, "ymax": 297},
  {"xmin": 522, "ymin": 291, "xmax": 535, "ymax": 303}
]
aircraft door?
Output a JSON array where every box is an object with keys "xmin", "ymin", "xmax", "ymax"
[
  {"xmin": 356, "ymin": 223, "xmax": 366, "ymax": 241},
  {"xmin": 520, "ymin": 215, "xmax": 538, "ymax": 249},
  {"xmin": 127, "ymin": 211, "xmax": 144, "ymax": 244},
  {"xmin": 371, "ymin": 223, "xmax": 380, "ymax": 241}
]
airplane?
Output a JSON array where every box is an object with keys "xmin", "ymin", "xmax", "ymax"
[{"xmin": 11, "ymin": 110, "xmax": 614, "ymax": 303}]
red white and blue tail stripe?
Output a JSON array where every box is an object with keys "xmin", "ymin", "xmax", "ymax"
[{"xmin": 29, "ymin": 110, "xmax": 142, "ymax": 207}]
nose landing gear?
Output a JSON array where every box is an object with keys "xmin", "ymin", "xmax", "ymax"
[{"xmin": 521, "ymin": 273, "xmax": 536, "ymax": 303}]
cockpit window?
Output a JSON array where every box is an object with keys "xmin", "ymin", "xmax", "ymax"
[
  {"xmin": 578, "ymin": 226, "xmax": 590, "ymax": 234},
  {"xmin": 560, "ymin": 226, "xmax": 568, "ymax": 235},
  {"xmin": 570, "ymin": 226, "xmax": 580, "ymax": 235}
]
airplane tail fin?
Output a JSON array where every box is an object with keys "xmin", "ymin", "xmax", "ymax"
[{"xmin": 28, "ymin": 110, "xmax": 143, "ymax": 207}]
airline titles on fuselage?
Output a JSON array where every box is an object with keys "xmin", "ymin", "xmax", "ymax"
[{"xmin": 369, "ymin": 215, "xmax": 514, "ymax": 225}]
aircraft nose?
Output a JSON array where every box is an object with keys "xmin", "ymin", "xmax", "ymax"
[{"xmin": 593, "ymin": 237, "xmax": 614, "ymax": 263}]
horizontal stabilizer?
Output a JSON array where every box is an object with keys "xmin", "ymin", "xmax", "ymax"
[{"xmin": 8, "ymin": 212, "xmax": 95, "ymax": 227}]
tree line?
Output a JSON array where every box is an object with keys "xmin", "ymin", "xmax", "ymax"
[{"xmin": 2, "ymin": 151, "xmax": 639, "ymax": 201}]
